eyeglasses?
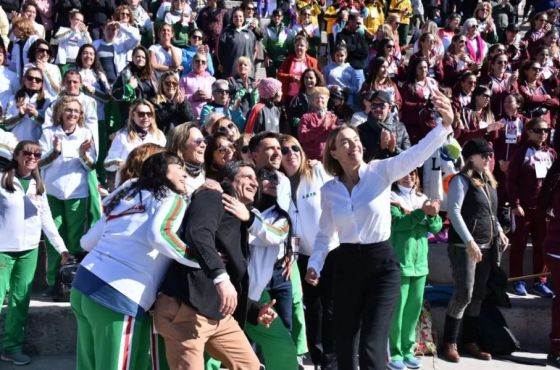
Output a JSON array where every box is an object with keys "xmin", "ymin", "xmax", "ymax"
[
  {"xmin": 164, "ymin": 81, "xmax": 178, "ymax": 87},
  {"xmin": 241, "ymin": 145, "xmax": 250, "ymax": 153},
  {"xmin": 531, "ymin": 127, "xmax": 551, "ymax": 134},
  {"xmin": 193, "ymin": 59, "xmax": 207, "ymax": 64},
  {"xmin": 217, "ymin": 144, "xmax": 235, "ymax": 154},
  {"xmin": 495, "ymin": 60, "xmax": 508, "ymax": 65},
  {"xmin": 135, "ymin": 110, "xmax": 153, "ymax": 117},
  {"xmin": 191, "ymin": 35, "xmax": 203, "ymax": 40},
  {"xmin": 37, "ymin": 47, "xmax": 50, "ymax": 54},
  {"xmin": 214, "ymin": 88, "xmax": 229, "ymax": 95},
  {"xmin": 260, "ymin": 172, "xmax": 279, "ymax": 183},
  {"xmin": 218, "ymin": 122, "xmax": 236, "ymax": 131},
  {"xmin": 64, "ymin": 108, "xmax": 81, "ymax": 114},
  {"xmin": 120, "ymin": 12, "xmax": 131, "ymax": 17},
  {"xmin": 531, "ymin": 66, "xmax": 543, "ymax": 72},
  {"xmin": 21, "ymin": 150, "xmax": 41, "ymax": 159},
  {"xmin": 192, "ymin": 137, "xmax": 207, "ymax": 146},
  {"xmin": 281, "ymin": 145, "xmax": 301, "ymax": 155},
  {"xmin": 26, "ymin": 75, "xmax": 43, "ymax": 83},
  {"xmin": 386, "ymin": 44, "xmax": 395, "ymax": 49},
  {"xmin": 481, "ymin": 152, "xmax": 493, "ymax": 159}
]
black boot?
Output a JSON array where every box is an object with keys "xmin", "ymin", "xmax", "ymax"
[
  {"xmin": 442, "ymin": 315, "xmax": 461, "ymax": 362},
  {"xmin": 462, "ymin": 315, "xmax": 492, "ymax": 360}
]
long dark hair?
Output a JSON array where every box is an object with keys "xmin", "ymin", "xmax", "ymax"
[
  {"xmin": 204, "ymin": 132, "xmax": 233, "ymax": 180},
  {"xmin": 16, "ymin": 67, "xmax": 46, "ymax": 108},
  {"xmin": 28, "ymin": 39, "xmax": 53, "ymax": 63},
  {"xmin": 298, "ymin": 68, "xmax": 325, "ymax": 94},
  {"xmin": 128, "ymin": 45, "xmax": 155, "ymax": 81},
  {"xmin": 103, "ymin": 152, "xmax": 185, "ymax": 215},
  {"xmin": 1, "ymin": 141, "xmax": 45, "ymax": 195},
  {"xmin": 75, "ymin": 44, "xmax": 106, "ymax": 77}
]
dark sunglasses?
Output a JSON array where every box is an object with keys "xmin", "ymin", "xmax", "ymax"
[
  {"xmin": 259, "ymin": 171, "xmax": 279, "ymax": 183},
  {"xmin": 215, "ymin": 88, "xmax": 230, "ymax": 95},
  {"xmin": 531, "ymin": 127, "xmax": 551, "ymax": 134},
  {"xmin": 37, "ymin": 47, "xmax": 51, "ymax": 54},
  {"xmin": 21, "ymin": 150, "xmax": 41, "ymax": 159},
  {"xmin": 531, "ymin": 66, "xmax": 543, "ymax": 72},
  {"xmin": 26, "ymin": 75, "xmax": 43, "ymax": 83},
  {"xmin": 135, "ymin": 110, "xmax": 153, "ymax": 117},
  {"xmin": 218, "ymin": 123, "xmax": 236, "ymax": 132},
  {"xmin": 481, "ymin": 152, "xmax": 493, "ymax": 159},
  {"xmin": 241, "ymin": 145, "xmax": 250, "ymax": 154},
  {"xmin": 164, "ymin": 81, "xmax": 178, "ymax": 87},
  {"xmin": 191, "ymin": 35, "xmax": 203, "ymax": 40},
  {"xmin": 194, "ymin": 59, "xmax": 207, "ymax": 64},
  {"xmin": 386, "ymin": 44, "xmax": 395, "ymax": 49},
  {"xmin": 193, "ymin": 137, "xmax": 207, "ymax": 146},
  {"xmin": 281, "ymin": 145, "xmax": 301, "ymax": 155},
  {"xmin": 217, "ymin": 144, "xmax": 235, "ymax": 154}
]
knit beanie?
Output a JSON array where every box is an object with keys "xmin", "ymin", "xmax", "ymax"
[{"xmin": 258, "ymin": 78, "xmax": 282, "ymax": 100}]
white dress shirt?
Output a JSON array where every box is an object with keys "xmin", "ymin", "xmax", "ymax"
[{"xmin": 308, "ymin": 124, "xmax": 452, "ymax": 276}]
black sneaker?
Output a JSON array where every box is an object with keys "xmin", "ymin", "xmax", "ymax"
[
  {"xmin": 548, "ymin": 353, "xmax": 560, "ymax": 368},
  {"xmin": 1, "ymin": 351, "xmax": 31, "ymax": 366},
  {"xmin": 41, "ymin": 287, "xmax": 54, "ymax": 297}
]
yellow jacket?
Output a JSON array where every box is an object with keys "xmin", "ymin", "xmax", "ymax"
[
  {"xmin": 389, "ymin": 0, "xmax": 412, "ymax": 25},
  {"xmin": 364, "ymin": 1, "xmax": 385, "ymax": 34}
]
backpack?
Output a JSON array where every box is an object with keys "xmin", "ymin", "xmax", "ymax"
[{"xmin": 52, "ymin": 253, "xmax": 86, "ymax": 302}]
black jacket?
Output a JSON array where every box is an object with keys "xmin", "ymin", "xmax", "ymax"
[
  {"xmin": 335, "ymin": 28, "xmax": 369, "ymax": 70},
  {"xmin": 152, "ymin": 99, "xmax": 196, "ymax": 134},
  {"xmin": 160, "ymin": 188, "xmax": 262, "ymax": 326},
  {"xmin": 448, "ymin": 173, "xmax": 499, "ymax": 246},
  {"xmin": 358, "ymin": 113, "xmax": 411, "ymax": 162}
]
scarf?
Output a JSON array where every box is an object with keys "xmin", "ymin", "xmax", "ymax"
[
  {"xmin": 465, "ymin": 35, "xmax": 485, "ymax": 64},
  {"xmin": 185, "ymin": 161, "xmax": 203, "ymax": 177}
]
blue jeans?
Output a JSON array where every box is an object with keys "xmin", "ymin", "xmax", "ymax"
[{"xmin": 267, "ymin": 264, "xmax": 293, "ymax": 331}]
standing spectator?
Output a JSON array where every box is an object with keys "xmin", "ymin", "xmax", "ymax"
[
  {"xmin": 290, "ymin": 6, "xmax": 321, "ymax": 58},
  {"xmin": 362, "ymin": 57, "xmax": 402, "ymax": 111},
  {"xmin": 508, "ymin": 118, "xmax": 557, "ymax": 297},
  {"xmin": 105, "ymin": 100, "xmax": 166, "ymax": 186},
  {"xmin": 298, "ymin": 87, "xmax": 338, "ymax": 160},
  {"xmin": 196, "ymin": 0, "xmax": 228, "ymax": 57},
  {"xmin": 180, "ymin": 29, "xmax": 215, "ymax": 76},
  {"xmin": 518, "ymin": 60, "xmax": 559, "ymax": 128},
  {"xmin": 323, "ymin": 46, "xmax": 359, "ymax": 103},
  {"xmin": 263, "ymin": 9, "xmax": 291, "ymax": 78},
  {"xmin": 217, "ymin": 7, "xmax": 257, "ymax": 78},
  {"xmin": 180, "ymin": 52, "xmax": 216, "ymax": 120},
  {"xmin": 0, "ymin": 45, "xmax": 19, "ymax": 111},
  {"xmin": 443, "ymin": 138, "xmax": 509, "ymax": 363},
  {"xmin": 20, "ymin": 2, "xmax": 46, "ymax": 38},
  {"xmin": 409, "ymin": 33, "xmax": 444, "ymax": 81},
  {"xmin": 38, "ymin": 96, "xmax": 97, "ymax": 296},
  {"xmin": 286, "ymin": 67, "xmax": 325, "ymax": 136},
  {"xmin": 358, "ymin": 90, "xmax": 410, "ymax": 162},
  {"xmin": 9, "ymin": 17, "xmax": 39, "ymax": 78},
  {"xmin": 82, "ymin": 0, "xmax": 117, "ymax": 40},
  {"xmin": 451, "ymin": 71, "xmax": 477, "ymax": 120},
  {"xmin": 25, "ymin": 40, "xmax": 61, "ymax": 101},
  {"xmin": 523, "ymin": 12, "xmax": 549, "ymax": 57},
  {"xmin": 479, "ymin": 53, "xmax": 518, "ymax": 117},
  {"xmin": 0, "ymin": 141, "xmax": 68, "ymax": 367},
  {"xmin": 336, "ymin": 13, "xmax": 369, "ymax": 107},
  {"xmin": 474, "ymin": 2, "xmax": 499, "ymax": 44},
  {"xmin": 92, "ymin": 20, "xmax": 141, "ymax": 84},
  {"xmin": 277, "ymin": 35, "xmax": 320, "ymax": 104},
  {"xmin": 149, "ymin": 23, "xmax": 183, "ymax": 79},
  {"xmin": 443, "ymin": 35, "xmax": 476, "ymax": 88},
  {"xmin": 456, "ymin": 85, "xmax": 499, "ymax": 145},
  {"xmin": 34, "ymin": 0, "xmax": 54, "ymax": 37},
  {"xmin": 389, "ymin": 0, "xmax": 413, "ymax": 46},
  {"xmin": 387, "ymin": 170, "xmax": 442, "ymax": 370},
  {"xmin": 127, "ymin": 0, "xmax": 154, "ymax": 47},
  {"xmin": 227, "ymin": 57, "xmax": 259, "ymax": 117},
  {"xmin": 245, "ymin": 77, "xmax": 283, "ymax": 134},
  {"xmin": 53, "ymin": 10, "xmax": 92, "ymax": 66},
  {"xmin": 152, "ymin": 71, "xmax": 196, "ymax": 134},
  {"xmin": 3, "ymin": 68, "xmax": 49, "ymax": 141},
  {"xmin": 53, "ymin": 0, "xmax": 82, "ymax": 29},
  {"xmin": 370, "ymin": 38, "xmax": 403, "ymax": 81},
  {"xmin": 203, "ymin": 132, "xmax": 236, "ymax": 181}
]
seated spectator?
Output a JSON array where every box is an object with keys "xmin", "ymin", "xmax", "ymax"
[
  {"xmin": 362, "ymin": 57, "xmax": 402, "ymax": 112},
  {"xmin": 53, "ymin": 10, "xmax": 92, "ymax": 66},
  {"xmin": 92, "ymin": 20, "xmax": 141, "ymax": 85},
  {"xmin": 479, "ymin": 53, "xmax": 518, "ymax": 116},
  {"xmin": 38, "ymin": 96, "xmax": 96, "ymax": 296},
  {"xmin": 474, "ymin": 1, "xmax": 499, "ymax": 44},
  {"xmin": 25, "ymin": 39, "xmax": 61, "ymax": 100},
  {"xmin": 180, "ymin": 52, "xmax": 215, "ymax": 120},
  {"xmin": 443, "ymin": 35, "xmax": 476, "ymax": 88},
  {"xmin": 358, "ymin": 90, "xmax": 411, "ymax": 162},
  {"xmin": 149, "ymin": 23, "xmax": 183, "ymax": 79},
  {"xmin": 461, "ymin": 18, "xmax": 488, "ymax": 68},
  {"xmin": 3, "ymin": 67, "xmax": 49, "ymax": 141},
  {"xmin": 105, "ymin": 99, "xmax": 166, "ymax": 186},
  {"xmin": 0, "ymin": 44, "xmax": 20, "ymax": 110},
  {"xmin": 228, "ymin": 57, "xmax": 259, "ymax": 117},
  {"xmin": 152, "ymin": 71, "xmax": 196, "ymax": 134},
  {"xmin": 298, "ymin": 87, "xmax": 338, "ymax": 160},
  {"xmin": 200, "ymin": 79, "xmax": 246, "ymax": 130},
  {"xmin": 287, "ymin": 67, "xmax": 325, "ymax": 136},
  {"xmin": 203, "ymin": 131, "xmax": 236, "ymax": 181},
  {"xmin": 180, "ymin": 29, "xmax": 215, "ymax": 76},
  {"xmin": 245, "ymin": 78, "xmax": 283, "ymax": 134},
  {"xmin": 408, "ymin": 33, "xmax": 443, "ymax": 81}
]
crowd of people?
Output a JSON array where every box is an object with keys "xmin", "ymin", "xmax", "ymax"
[{"xmin": 1, "ymin": 0, "xmax": 560, "ymax": 369}]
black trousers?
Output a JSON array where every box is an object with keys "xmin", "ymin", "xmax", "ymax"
[
  {"xmin": 333, "ymin": 241, "xmax": 401, "ymax": 370},
  {"xmin": 298, "ymin": 251, "xmax": 338, "ymax": 369}
]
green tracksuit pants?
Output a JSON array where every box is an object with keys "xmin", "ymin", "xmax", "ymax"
[
  {"xmin": 389, "ymin": 275, "xmax": 427, "ymax": 361},
  {"xmin": 290, "ymin": 260, "xmax": 308, "ymax": 355},
  {"xmin": 0, "ymin": 249, "xmax": 38, "ymax": 354},
  {"xmin": 71, "ymin": 289, "xmax": 152, "ymax": 370},
  {"xmin": 45, "ymin": 196, "xmax": 87, "ymax": 288}
]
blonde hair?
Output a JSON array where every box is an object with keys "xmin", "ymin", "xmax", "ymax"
[
  {"xmin": 113, "ymin": 4, "xmax": 135, "ymax": 25},
  {"xmin": 154, "ymin": 71, "xmax": 184, "ymax": 104},
  {"xmin": 310, "ymin": 86, "xmax": 330, "ymax": 97},
  {"xmin": 280, "ymin": 135, "xmax": 313, "ymax": 180},
  {"xmin": 53, "ymin": 96, "xmax": 84, "ymax": 127},
  {"xmin": 235, "ymin": 56, "xmax": 253, "ymax": 73},
  {"xmin": 126, "ymin": 99, "xmax": 163, "ymax": 142},
  {"xmin": 475, "ymin": 1, "xmax": 493, "ymax": 22},
  {"xmin": 166, "ymin": 121, "xmax": 199, "ymax": 161},
  {"xmin": 460, "ymin": 160, "xmax": 498, "ymax": 188},
  {"xmin": 322, "ymin": 124, "xmax": 359, "ymax": 177},
  {"xmin": 12, "ymin": 17, "xmax": 37, "ymax": 38}
]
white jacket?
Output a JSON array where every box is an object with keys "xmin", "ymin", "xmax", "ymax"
[
  {"xmin": 288, "ymin": 164, "xmax": 338, "ymax": 257},
  {"xmin": 0, "ymin": 128, "xmax": 18, "ymax": 161},
  {"xmin": 92, "ymin": 24, "xmax": 141, "ymax": 75},
  {"xmin": 5, "ymin": 93, "xmax": 51, "ymax": 142},
  {"xmin": 105, "ymin": 129, "xmax": 167, "ymax": 172},
  {"xmin": 39, "ymin": 125, "xmax": 96, "ymax": 200},
  {"xmin": 0, "ymin": 177, "xmax": 67, "ymax": 253},
  {"xmin": 247, "ymin": 206, "xmax": 290, "ymax": 301},
  {"xmin": 0, "ymin": 66, "xmax": 19, "ymax": 111},
  {"xmin": 80, "ymin": 186, "xmax": 200, "ymax": 311}
]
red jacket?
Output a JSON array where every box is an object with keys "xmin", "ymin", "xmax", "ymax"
[
  {"xmin": 277, "ymin": 54, "xmax": 320, "ymax": 102},
  {"xmin": 399, "ymin": 80, "xmax": 438, "ymax": 145},
  {"xmin": 519, "ymin": 80, "xmax": 559, "ymax": 128},
  {"xmin": 507, "ymin": 142, "xmax": 557, "ymax": 209},
  {"xmin": 478, "ymin": 73, "xmax": 518, "ymax": 117},
  {"xmin": 297, "ymin": 111, "xmax": 338, "ymax": 160}
]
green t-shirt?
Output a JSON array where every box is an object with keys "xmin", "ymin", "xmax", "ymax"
[{"xmin": 18, "ymin": 177, "xmax": 31, "ymax": 193}]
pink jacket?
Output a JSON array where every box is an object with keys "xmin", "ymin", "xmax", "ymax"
[{"xmin": 180, "ymin": 71, "xmax": 216, "ymax": 119}]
